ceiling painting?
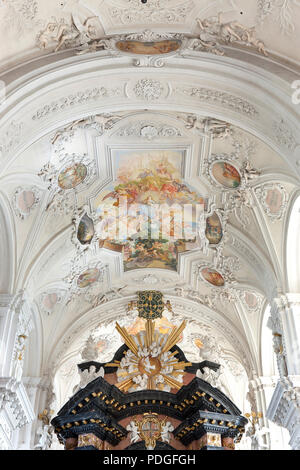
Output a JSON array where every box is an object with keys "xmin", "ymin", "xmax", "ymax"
[{"xmin": 94, "ymin": 149, "xmax": 208, "ymax": 272}]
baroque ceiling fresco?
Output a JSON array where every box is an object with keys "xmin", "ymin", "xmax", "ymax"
[{"xmin": 0, "ymin": 0, "xmax": 299, "ymax": 450}]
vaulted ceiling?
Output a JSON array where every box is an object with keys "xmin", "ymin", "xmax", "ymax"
[{"xmin": 0, "ymin": 0, "xmax": 299, "ymax": 421}]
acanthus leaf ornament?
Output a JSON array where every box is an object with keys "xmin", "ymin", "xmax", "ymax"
[
  {"xmin": 273, "ymin": 119, "xmax": 298, "ymax": 152},
  {"xmin": 257, "ymin": 0, "xmax": 300, "ymax": 35},
  {"xmin": 133, "ymin": 78, "xmax": 164, "ymax": 101},
  {"xmin": 109, "ymin": 0, "xmax": 193, "ymax": 26},
  {"xmin": 0, "ymin": 121, "xmax": 23, "ymax": 159},
  {"xmin": 176, "ymin": 86, "xmax": 258, "ymax": 117},
  {"xmin": 32, "ymin": 87, "xmax": 122, "ymax": 121},
  {"xmin": 114, "ymin": 121, "xmax": 182, "ymax": 140}
]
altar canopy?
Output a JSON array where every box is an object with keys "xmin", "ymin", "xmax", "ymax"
[{"xmin": 52, "ymin": 292, "xmax": 247, "ymax": 450}]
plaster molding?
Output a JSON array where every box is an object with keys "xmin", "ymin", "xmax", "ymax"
[
  {"xmin": 254, "ymin": 183, "xmax": 289, "ymax": 222},
  {"xmin": 0, "ymin": 377, "xmax": 35, "ymax": 430},
  {"xmin": 267, "ymin": 376, "xmax": 300, "ymax": 450},
  {"xmin": 12, "ymin": 186, "xmax": 41, "ymax": 220}
]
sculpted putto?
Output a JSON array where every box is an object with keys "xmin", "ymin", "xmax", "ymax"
[
  {"xmin": 196, "ymin": 12, "xmax": 267, "ymax": 56},
  {"xmin": 37, "ymin": 15, "xmax": 104, "ymax": 53},
  {"xmin": 178, "ymin": 115, "xmax": 231, "ymax": 139}
]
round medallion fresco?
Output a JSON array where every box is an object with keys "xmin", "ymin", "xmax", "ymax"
[
  {"xmin": 77, "ymin": 214, "xmax": 95, "ymax": 245},
  {"xmin": 211, "ymin": 161, "xmax": 241, "ymax": 189},
  {"xmin": 77, "ymin": 268, "xmax": 100, "ymax": 288},
  {"xmin": 58, "ymin": 163, "xmax": 87, "ymax": 190},
  {"xmin": 200, "ymin": 267, "xmax": 225, "ymax": 287},
  {"xmin": 116, "ymin": 39, "xmax": 181, "ymax": 55},
  {"xmin": 205, "ymin": 212, "xmax": 223, "ymax": 245}
]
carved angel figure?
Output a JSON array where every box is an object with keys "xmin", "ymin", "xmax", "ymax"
[
  {"xmin": 126, "ymin": 421, "xmax": 140, "ymax": 443},
  {"xmin": 246, "ymin": 426, "xmax": 270, "ymax": 450},
  {"xmin": 178, "ymin": 115, "xmax": 231, "ymax": 139},
  {"xmin": 161, "ymin": 421, "xmax": 174, "ymax": 443},
  {"xmin": 241, "ymin": 160, "xmax": 261, "ymax": 182},
  {"xmin": 51, "ymin": 114, "xmax": 124, "ymax": 145},
  {"xmin": 273, "ymin": 333, "xmax": 288, "ymax": 377},
  {"xmin": 73, "ymin": 365, "xmax": 104, "ymax": 393},
  {"xmin": 197, "ymin": 365, "xmax": 222, "ymax": 388},
  {"xmin": 37, "ymin": 19, "xmax": 80, "ymax": 52},
  {"xmin": 196, "ymin": 12, "xmax": 267, "ymax": 55},
  {"xmin": 34, "ymin": 424, "xmax": 53, "ymax": 450}
]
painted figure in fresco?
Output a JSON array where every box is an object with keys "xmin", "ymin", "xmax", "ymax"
[
  {"xmin": 77, "ymin": 268, "xmax": 99, "ymax": 288},
  {"xmin": 212, "ymin": 161, "xmax": 241, "ymax": 188},
  {"xmin": 205, "ymin": 212, "xmax": 223, "ymax": 245},
  {"xmin": 202, "ymin": 268, "xmax": 225, "ymax": 287},
  {"xmin": 116, "ymin": 40, "xmax": 181, "ymax": 55},
  {"xmin": 58, "ymin": 163, "xmax": 87, "ymax": 190},
  {"xmin": 197, "ymin": 12, "xmax": 267, "ymax": 55},
  {"xmin": 96, "ymin": 151, "xmax": 208, "ymax": 271},
  {"xmin": 223, "ymin": 162, "xmax": 240, "ymax": 182}
]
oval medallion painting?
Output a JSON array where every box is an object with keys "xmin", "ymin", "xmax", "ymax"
[
  {"xmin": 211, "ymin": 162, "xmax": 241, "ymax": 189},
  {"xmin": 77, "ymin": 214, "xmax": 95, "ymax": 245},
  {"xmin": 43, "ymin": 293, "xmax": 59, "ymax": 312},
  {"xmin": 201, "ymin": 268, "xmax": 225, "ymax": 287},
  {"xmin": 58, "ymin": 163, "xmax": 87, "ymax": 190},
  {"xmin": 16, "ymin": 190, "xmax": 36, "ymax": 215},
  {"xmin": 205, "ymin": 212, "xmax": 223, "ymax": 245},
  {"xmin": 77, "ymin": 268, "xmax": 100, "ymax": 288},
  {"xmin": 116, "ymin": 40, "xmax": 181, "ymax": 55}
]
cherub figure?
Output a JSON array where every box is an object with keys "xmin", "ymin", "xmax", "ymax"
[
  {"xmin": 161, "ymin": 422, "xmax": 174, "ymax": 443},
  {"xmin": 196, "ymin": 12, "xmax": 267, "ymax": 55},
  {"xmin": 37, "ymin": 19, "xmax": 79, "ymax": 52},
  {"xmin": 126, "ymin": 421, "xmax": 140, "ymax": 443}
]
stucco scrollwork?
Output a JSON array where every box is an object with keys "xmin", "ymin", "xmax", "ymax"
[
  {"xmin": 115, "ymin": 121, "xmax": 182, "ymax": 140},
  {"xmin": 109, "ymin": 0, "xmax": 193, "ymax": 25},
  {"xmin": 12, "ymin": 186, "xmax": 41, "ymax": 220},
  {"xmin": 272, "ymin": 119, "xmax": 298, "ymax": 152},
  {"xmin": 255, "ymin": 183, "xmax": 289, "ymax": 222},
  {"xmin": 0, "ymin": 121, "xmax": 23, "ymax": 160}
]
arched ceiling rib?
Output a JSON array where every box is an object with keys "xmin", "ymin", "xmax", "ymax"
[{"xmin": 0, "ymin": 0, "xmax": 299, "ymax": 404}]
